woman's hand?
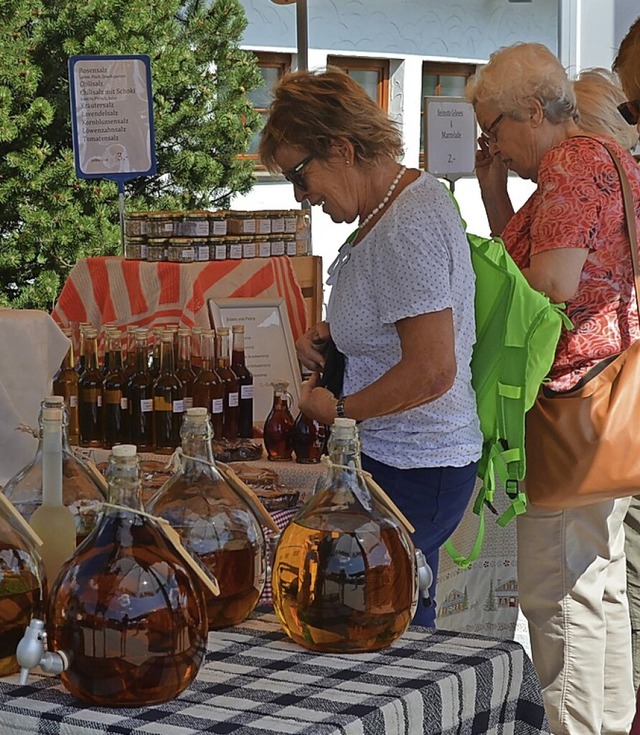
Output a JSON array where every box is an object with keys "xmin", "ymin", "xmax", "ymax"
[
  {"xmin": 296, "ymin": 321, "xmax": 332, "ymax": 372},
  {"xmin": 298, "ymin": 372, "xmax": 337, "ymax": 425},
  {"xmin": 476, "ymin": 136, "xmax": 509, "ymax": 195}
]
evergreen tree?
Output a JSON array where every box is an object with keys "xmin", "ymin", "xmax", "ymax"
[{"xmin": 0, "ymin": 0, "xmax": 261, "ymax": 310}]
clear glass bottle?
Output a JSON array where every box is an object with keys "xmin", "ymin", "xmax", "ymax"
[
  {"xmin": 0, "ymin": 494, "xmax": 46, "ymax": 676},
  {"xmin": 29, "ymin": 406, "xmax": 76, "ymax": 583},
  {"xmin": 231, "ymin": 325, "xmax": 254, "ymax": 438},
  {"xmin": 46, "ymin": 444, "xmax": 208, "ymax": 707},
  {"xmin": 152, "ymin": 330, "xmax": 184, "ymax": 454},
  {"xmin": 126, "ymin": 329, "xmax": 154, "ymax": 452},
  {"xmin": 215, "ymin": 327, "xmax": 239, "ymax": 441},
  {"xmin": 3, "ymin": 396, "xmax": 106, "ymax": 545},
  {"xmin": 53, "ymin": 327, "xmax": 79, "ymax": 445},
  {"xmin": 78, "ymin": 327, "xmax": 103, "ymax": 448},
  {"xmin": 192, "ymin": 330, "xmax": 225, "ymax": 441},
  {"xmin": 102, "ymin": 330, "xmax": 128, "ymax": 449},
  {"xmin": 292, "ymin": 411, "xmax": 327, "ymax": 464},
  {"xmin": 264, "ymin": 381, "xmax": 295, "ymax": 461},
  {"xmin": 272, "ymin": 418, "xmax": 418, "ymax": 653},
  {"xmin": 147, "ymin": 408, "xmax": 266, "ymax": 629}
]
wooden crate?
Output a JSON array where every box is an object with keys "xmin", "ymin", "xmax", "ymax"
[{"xmin": 290, "ymin": 255, "xmax": 323, "ymax": 327}]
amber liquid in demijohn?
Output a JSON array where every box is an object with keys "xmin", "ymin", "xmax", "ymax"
[{"xmin": 272, "ymin": 419, "xmax": 417, "ymax": 653}]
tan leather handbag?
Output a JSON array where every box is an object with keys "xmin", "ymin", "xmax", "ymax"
[{"xmin": 525, "ymin": 140, "xmax": 640, "ymax": 509}]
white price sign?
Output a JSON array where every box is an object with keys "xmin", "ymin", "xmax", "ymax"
[{"xmin": 423, "ymin": 97, "xmax": 477, "ymax": 179}]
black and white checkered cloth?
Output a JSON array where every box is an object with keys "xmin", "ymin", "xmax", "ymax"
[{"xmin": 0, "ymin": 610, "xmax": 549, "ymax": 735}]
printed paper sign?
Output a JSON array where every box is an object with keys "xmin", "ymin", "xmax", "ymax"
[{"xmin": 424, "ymin": 97, "xmax": 477, "ymax": 179}]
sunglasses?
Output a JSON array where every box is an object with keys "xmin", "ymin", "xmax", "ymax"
[
  {"xmin": 283, "ymin": 154, "xmax": 314, "ymax": 190},
  {"xmin": 618, "ymin": 100, "xmax": 640, "ymax": 126}
]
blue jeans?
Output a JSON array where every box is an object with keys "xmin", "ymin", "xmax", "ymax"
[{"xmin": 361, "ymin": 454, "xmax": 478, "ymax": 628}]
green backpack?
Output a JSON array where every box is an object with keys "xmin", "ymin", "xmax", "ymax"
[{"xmin": 444, "ymin": 214, "xmax": 571, "ymax": 568}]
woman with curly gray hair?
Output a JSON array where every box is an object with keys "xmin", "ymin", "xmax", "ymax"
[{"xmin": 467, "ymin": 42, "xmax": 640, "ymax": 734}]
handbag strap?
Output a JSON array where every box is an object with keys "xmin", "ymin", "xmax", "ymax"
[{"xmin": 583, "ymin": 135, "xmax": 640, "ymax": 316}]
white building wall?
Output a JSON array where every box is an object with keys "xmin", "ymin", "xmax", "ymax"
[{"xmin": 231, "ymin": 1, "xmax": 628, "ymax": 314}]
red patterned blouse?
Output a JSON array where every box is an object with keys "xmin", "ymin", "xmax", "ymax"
[{"xmin": 502, "ymin": 135, "xmax": 640, "ymax": 391}]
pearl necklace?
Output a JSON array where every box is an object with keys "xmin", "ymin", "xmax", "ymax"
[{"xmin": 358, "ymin": 165, "xmax": 406, "ymax": 230}]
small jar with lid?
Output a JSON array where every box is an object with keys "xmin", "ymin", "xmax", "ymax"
[
  {"xmin": 269, "ymin": 211, "xmax": 285, "ymax": 234},
  {"xmin": 124, "ymin": 212, "xmax": 148, "ymax": 238},
  {"xmin": 257, "ymin": 236, "xmax": 272, "ymax": 259},
  {"xmin": 255, "ymin": 212, "xmax": 272, "ymax": 235},
  {"xmin": 194, "ymin": 239, "xmax": 210, "ymax": 262},
  {"xmin": 180, "ymin": 211, "xmax": 210, "ymax": 239},
  {"xmin": 210, "ymin": 237, "xmax": 228, "ymax": 261},
  {"xmin": 284, "ymin": 211, "xmax": 298, "ymax": 234},
  {"xmin": 208, "ymin": 211, "xmax": 228, "ymax": 238},
  {"xmin": 147, "ymin": 211, "xmax": 180, "ymax": 238},
  {"xmin": 124, "ymin": 237, "xmax": 148, "ymax": 261},
  {"xmin": 241, "ymin": 236, "xmax": 256, "ymax": 259},
  {"xmin": 283, "ymin": 234, "xmax": 297, "ymax": 257},
  {"xmin": 271, "ymin": 236, "xmax": 286, "ymax": 257},
  {"xmin": 167, "ymin": 237, "xmax": 196, "ymax": 263},
  {"xmin": 226, "ymin": 236, "xmax": 243, "ymax": 260},
  {"xmin": 227, "ymin": 212, "xmax": 256, "ymax": 236},
  {"xmin": 146, "ymin": 237, "xmax": 169, "ymax": 262}
]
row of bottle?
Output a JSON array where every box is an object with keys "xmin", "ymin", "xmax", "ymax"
[
  {"xmin": 2, "ymin": 407, "xmax": 427, "ymax": 708},
  {"xmin": 54, "ymin": 323, "xmax": 253, "ymax": 452}
]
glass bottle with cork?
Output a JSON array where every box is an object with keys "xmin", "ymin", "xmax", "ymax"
[
  {"xmin": 126, "ymin": 329, "xmax": 154, "ymax": 452},
  {"xmin": 147, "ymin": 407, "xmax": 268, "ymax": 629},
  {"xmin": 271, "ymin": 418, "xmax": 423, "ymax": 653},
  {"xmin": 152, "ymin": 330, "xmax": 184, "ymax": 454},
  {"xmin": 191, "ymin": 329, "xmax": 225, "ymax": 442},
  {"xmin": 3, "ymin": 396, "xmax": 106, "ymax": 545},
  {"xmin": 53, "ymin": 327, "xmax": 79, "ymax": 445},
  {"xmin": 77, "ymin": 327, "xmax": 103, "ymax": 448},
  {"xmin": 102, "ymin": 329, "xmax": 128, "ymax": 449},
  {"xmin": 175, "ymin": 328, "xmax": 196, "ymax": 412},
  {"xmin": 215, "ymin": 327, "xmax": 239, "ymax": 441},
  {"xmin": 231, "ymin": 324, "xmax": 254, "ymax": 438},
  {"xmin": 40, "ymin": 444, "xmax": 209, "ymax": 706}
]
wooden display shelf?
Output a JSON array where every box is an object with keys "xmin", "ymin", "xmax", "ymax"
[{"xmin": 290, "ymin": 255, "xmax": 323, "ymax": 327}]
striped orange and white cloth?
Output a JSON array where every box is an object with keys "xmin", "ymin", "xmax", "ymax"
[{"xmin": 51, "ymin": 256, "xmax": 308, "ymax": 343}]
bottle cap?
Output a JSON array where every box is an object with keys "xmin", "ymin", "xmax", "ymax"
[
  {"xmin": 111, "ymin": 444, "xmax": 137, "ymax": 458},
  {"xmin": 45, "ymin": 395, "xmax": 64, "ymax": 406},
  {"xmin": 186, "ymin": 407, "xmax": 208, "ymax": 420},
  {"xmin": 333, "ymin": 418, "xmax": 356, "ymax": 429}
]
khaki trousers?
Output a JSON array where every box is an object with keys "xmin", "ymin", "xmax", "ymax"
[{"xmin": 517, "ymin": 496, "xmax": 635, "ymax": 735}]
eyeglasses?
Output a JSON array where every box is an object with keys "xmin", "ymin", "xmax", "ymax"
[
  {"xmin": 482, "ymin": 113, "xmax": 504, "ymax": 143},
  {"xmin": 283, "ymin": 154, "xmax": 314, "ymax": 190},
  {"xmin": 618, "ymin": 100, "xmax": 640, "ymax": 126}
]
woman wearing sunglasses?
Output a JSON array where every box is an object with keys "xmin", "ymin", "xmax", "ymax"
[
  {"xmin": 467, "ymin": 42, "xmax": 640, "ymax": 734},
  {"xmin": 259, "ymin": 68, "xmax": 482, "ymax": 627}
]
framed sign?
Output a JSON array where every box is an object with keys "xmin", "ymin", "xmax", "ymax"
[
  {"xmin": 68, "ymin": 54, "xmax": 157, "ymax": 185},
  {"xmin": 208, "ymin": 298, "xmax": 302, "ymax": 424},
  {"xmin": 423, "ymin": 96, "xmax": 477, "ymax": 180}
]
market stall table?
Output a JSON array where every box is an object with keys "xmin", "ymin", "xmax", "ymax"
[{"xmin": 0, "ymin": 610, "xmax": 550, "ymax": 734}]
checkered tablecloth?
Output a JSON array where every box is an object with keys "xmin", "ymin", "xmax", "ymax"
[{"xmin": 0, "ymin": 611, "xmax": 549, "ymax": 734}]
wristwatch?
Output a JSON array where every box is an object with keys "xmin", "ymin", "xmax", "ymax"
[{"xmin": 335, "ymin": 398, "xmax": 347, "ymax": 418}]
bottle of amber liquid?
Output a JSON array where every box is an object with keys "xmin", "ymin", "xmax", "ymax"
[
  {"xmin": 102, "ymin": 329, "xmax": 128, "ymax": 449},
  {"xmin": 292, "ymin": 411, "xmax": 327, "ymax": 464},
  {"xmin": 272, "ymin": 418, "xmax": 418, "ymax": 653},
  {"xmin": 53, "ymin": 327, "xmax": 79, "ymax": 445},
  {"xmin": 215, "ymin": 327, "xmax": 239, "ymax": 440},
  {"xmin": 175, "ymin": 328, "xmax": 196, "ymax": 412},
  {"xmin": 147, "ymin": 408, "xmax": 266, "ymax": 629},
  {"xmin": 0, "ymin": 493, "xmax": 46, "ymax": 677},
  {"xmin": 152, "ymin": 330, "xmax": 184, "ymax": 454},
  {"xmin": 122, "ymin": 324, "xmax": 139, "ymax": 384},
  {"xmin": 126, "ymin": 329, "xmax": 154, "ymax": 452},
  {"xmin": 46, "ymin": 444, "xmax": 208, "ymax": 706},
  {"xmin": 264, "ymin": 381, "xmax": 295, "ymax": 461},
  {"xmin": 192, "ymin": 329, "xmax": 224, "ymax": 441},
  {"xmin": 231, "ymin": 325, "xmax": 254, "ymax": 438},
  {"xmin": 78, "ymin": 327, "xmax": 103, "ymax": 448},
  {"xmin": 190, "ymin": 326, "xmax": 205, "ymax": 374},
  {"xmin": 76, "ymin": 322, "xmax": 92, "ymax": 377}
]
